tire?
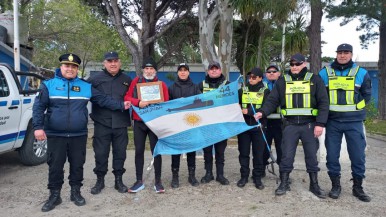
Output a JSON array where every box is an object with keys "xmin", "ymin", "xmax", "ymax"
[{"xmin": 18, "ymin": 123, "xmax": 47, "ymax": 166}]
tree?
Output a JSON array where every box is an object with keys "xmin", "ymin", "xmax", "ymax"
[
  {"xmin": 327, "ymin": 0, "xmax": 386, "ymax": 119},
  {"xmin": 101, "ymin": 0, "xmax": 197, "ymax": 75},
  {"xmin": 26, "ymin": 0, "xmax": 129, "ymax": 77},
  {"xmin": 307, "ymin": 0, "xmax": 324, "ymax": 75},
  {"xmin": 198, "ymin": 0, "xmax": 234, "ymax": 78}
]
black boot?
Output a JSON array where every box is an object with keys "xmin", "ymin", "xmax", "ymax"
[
  {"xmin": 275, "ymin": 172, "xmax": 290, "ymax": 196},
  {"xmin": 352, "ymin": 177, "xmax": 371, "ymax": 202},
  {"xmin": 329, "ymin": 175, "xmax": 341, "ymax": 199},
  {"xmin": 188, "ymin": 167, "xmax": 199, "ymax": 187},
  {"xmin": 201, "ymin": 165, "xmax": 214, "ymax": 184},
  {"xmin": 253, "ymin": 176, "xmax": 264, "ymax": 190},
  {"xmin": 237, "ymin": 177, "xmax": 248, "ymax": 188},
  {"xmin": 70, "ymin": 186, "xmax": 86, "ymax": 206},
  {"xmin": 114, "ymin": 175, "xmax": 128, "ymax": 193},
  {"xmin": 309, "ymin": 172, "xmax": 326, "ymax": 199},
  {"xmin": 41, "ymin": 189, "xmax": 62, "ymax": 212},
  {"xmin": 171, "ymin": 168, "xmax": 179, "ymax": 188},
  {"xmin": 91, "ymin": 176, "xmax": 105, "ymax": 195}
]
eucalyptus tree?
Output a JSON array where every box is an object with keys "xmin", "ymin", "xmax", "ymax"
[{"xmin": 101, "ymin": 0, "xmax": 197, "ymax": 75}]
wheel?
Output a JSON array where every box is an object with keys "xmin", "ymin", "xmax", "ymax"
[{"xmin": 18, "ymin": 123, "xmax": 47, "ymax": 166}]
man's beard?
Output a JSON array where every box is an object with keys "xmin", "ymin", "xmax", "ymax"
[{"xmin": 144, "ymin": 74, "xmax": 155, "ymax": 80}]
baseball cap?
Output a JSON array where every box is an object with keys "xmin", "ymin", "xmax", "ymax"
[
  {"xmin": 208, "ymin": 61, "xmax": 221, "ymax": 70},
  {"xmin": 177, "ymin": 63, "xmax": 189, "ymax": 71},
  {"xmin": 104, "ymin": 51, "xmax": 119, "ymax": 60},
  {"xmin": 290, "ymin": 53, "xmax": 305, "ymax": 62},
  {"xmin": 336, "ymin": 43, "xmax": 353, "ymax": 52}
]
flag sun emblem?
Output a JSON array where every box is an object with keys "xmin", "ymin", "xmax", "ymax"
[{"xmin": 183, "ymin": 113, "xmax": 201, "ymax": 126}]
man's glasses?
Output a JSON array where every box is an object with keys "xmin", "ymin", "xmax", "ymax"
[
  {"xmin": 290, "ymin": 62, "xmax": 303, "ymax": 67},
  {"xmin": 248, "ymin": 75, "xmax": 258, "ymax": 80},
  {"xmin": 266, "ymin": 70, "xmax": 278, "ymax": 74}
]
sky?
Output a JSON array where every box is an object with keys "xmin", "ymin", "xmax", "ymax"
[{"xmin": 321, "ymin": 16, "xmax": 380, "ymax": 62}]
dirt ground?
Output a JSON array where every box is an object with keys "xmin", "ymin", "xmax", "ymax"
[{"xmin": 0, "ymin": 136, "xmax": 385, "ymax": 217}]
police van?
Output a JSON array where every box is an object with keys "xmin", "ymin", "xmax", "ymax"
[{"xmin": 0, "ymin": 63, "xmax": 47, "ymax": 165}]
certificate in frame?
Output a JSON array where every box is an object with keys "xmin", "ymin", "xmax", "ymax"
[{"xmin": 136, "ymin": 81, "xmax": 164, "ymax": 103}]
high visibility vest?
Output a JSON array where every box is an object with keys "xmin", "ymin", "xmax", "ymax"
[
  {"xmin": 263, "ymin": 80, "xmax": 281, "ymax": 119},
  {"xmin": 202, "ymin": 80, "xmax": 227, "ymax": 93},
  {"xmin": 325, "ymin": 66, "xmax": 365, "ymax": 112},
  {"xmin": 241, "ymin": 84, "xmax": 268, "ymax": 109},
  {"xmin": 281, "ymin": 72, "xmax": 318, "ymax": 116}
]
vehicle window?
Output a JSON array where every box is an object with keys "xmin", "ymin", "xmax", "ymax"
[{"xmin": 0, "ymin": 70, "xmax": 10, "ymax": 97}]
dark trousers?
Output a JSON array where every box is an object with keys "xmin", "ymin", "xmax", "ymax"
[
  {"xmin": 264, "ymin": 119, "xmax": 283, "ymax": 165},
  {"xmin": 47, "ymin": 135, "xmax": 87, "ymax": 190},
  {"xmin": 325, "ymin": 120, "xmax": 366, "ymax": 178},
  {"xmin": 280, "ymin": 123, "xmax": 320, "ymax": 173},
  {"xmin": 92, "ymin": 122, "xmax": 128, "ymax": 176},
  {"xmin": 133, "ymin": 120, "xmax": 161, "ymax": 181},
  {"xmin": 237, "ymin": 127, "xmax": 265, "ymax": 178},
  {"xmin": 171, "ymin": 152, "xmax": 196, "ymax": 169},
  {"xmin": 203, "ymin": 140, "xmax": 227, "ymax": 176}
]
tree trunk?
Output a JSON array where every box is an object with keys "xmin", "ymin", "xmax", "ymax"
[
  {"xmin": 242, "ymin": 22, "xmax": 252, "ymax": 82},
  {"xmin": 378, "ymin": 1, "xmax": 386, "ymax": 120},
  {"xmin": 308, "ymin": 0, "xmax": 323, "ymax": 75},
  {"xmin": 217, "ymin": 0, "xmax": 234, "ymax": 80},
  {"xmin": 256, "ymin": 29, "xmax": 263, "ymax": 67}
]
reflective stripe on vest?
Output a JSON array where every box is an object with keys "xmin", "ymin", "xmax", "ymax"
[
  {"xmin": 202, "ymin": 80, "xmax": 227, "ymax": 93},
  {"xmin": 241, "ymin": 85, "xmax": 267, "ymax": 109},
  {"xmin": 282, "ymin": 72, "xmax": 317, "ymax": 116},
  {"xmin": 325, "ymin": 66, "xmax": 362, "ymax": 112}
]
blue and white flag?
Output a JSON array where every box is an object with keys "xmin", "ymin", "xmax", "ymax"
[{"xmin": 132, "ymin": 81, "xmax": 255, "ymax": 156}]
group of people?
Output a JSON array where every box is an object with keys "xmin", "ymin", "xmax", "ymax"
[{"xmin": 32, "ymin": 43, "xmax": 372, "ymax": 212}]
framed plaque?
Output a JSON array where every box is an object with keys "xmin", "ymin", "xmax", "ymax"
[{"xmin": 136, "ymin": 81, "xmax": 164, "ymax": 103}]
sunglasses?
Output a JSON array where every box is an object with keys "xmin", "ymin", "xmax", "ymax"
[
  {"xmin": 248, "ymin": 75, "xmax": 258, "ymax": 80},
  {"xmin": 266, "ymin": 70, "xmax": 278, "ymax": 73},
  {"xmin": 290, "ymin": 62, "xmax": 303, "ymax": 67}
]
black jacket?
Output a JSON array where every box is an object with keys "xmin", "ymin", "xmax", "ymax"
[
  {"xmin": 168, "ymin": 77, "xmax": 201, "ymax": 100},
  {"xmin": 88, "ymin": 69, "xmax": 132, "ymax": 128},
  {"xmin": 259, "ymin": 67, "xmax": 329, "ymax": 127},
  {"xmin": 239, "ymin": 81, "xmax": 270, "ymax": 126}
]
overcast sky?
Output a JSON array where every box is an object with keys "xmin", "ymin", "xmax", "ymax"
[{"xmin": 321, "ymin": 17, "xmax": 380, "ymax": 62}]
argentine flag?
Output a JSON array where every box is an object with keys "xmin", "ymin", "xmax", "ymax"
[{"xmin": 132, "ymin": 81, "xmax": 255, "ymax": 156}]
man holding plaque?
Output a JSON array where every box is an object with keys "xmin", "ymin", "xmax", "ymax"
[{"xmin": 124, "ymin": 57, "xmax": 169, "ymax": 193}]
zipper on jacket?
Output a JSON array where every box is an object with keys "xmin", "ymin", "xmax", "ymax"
[{"xmin": 67, "ymin": 81, "xmax": 70, "ymax": 137}]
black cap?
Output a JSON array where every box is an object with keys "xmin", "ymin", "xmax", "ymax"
[
  {"xmin": 177, "ymin": 63, "xmax": 189, "ymax": 71},
  {"xmin": 290, "ymin": 53, "xmax": 305, "ymax": 62},
  {"xmin": 266, "ymin": 64, "xmax": 280, "ymax": 72},
  {"xmin": 249, "ymin": 67, "xmax": 264, "ymax": 77},
  {"xmin": 142, "ymin": 57, "xmax": 157, "ymax": 70},
  {"xmin": 208, "ymin": 61, "xmax": 221, "ymax": 70},
  {"xmin": 336, "ymin": 43, "xmax": 353, "ymax": 52},
  {"xmin": 59, "ymin": 53, "xmax": 81, "ymax": 66},
  {"xmin": 104, "ymin": 51, "xmax": 119, "ymax": 60}
]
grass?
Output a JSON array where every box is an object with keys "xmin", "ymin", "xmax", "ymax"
[{"xmin": 365, "ymin": 119, "xmax": 386, "ymax": 136}]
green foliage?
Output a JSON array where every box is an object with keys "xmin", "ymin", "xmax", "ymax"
[
  {"xmin": 285, "ymin": 15, "xmax": 309, "ymax": 55},
  {"xmin": 27, "ymin": 0, "xmax": 130, "ymax": 75},
  {"xmin": 365, "ymin": 98, "xmax": 378, "ymax": 122}
]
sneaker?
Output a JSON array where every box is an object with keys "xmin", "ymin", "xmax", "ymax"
[
  {"xmin": 128, "ymin": 180, "xmax": 145, "ymax": 193},
  {"xmin": 154, "ymin": 181, "xmax": 165, "ymax": 193}
]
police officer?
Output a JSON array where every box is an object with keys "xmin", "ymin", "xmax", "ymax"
[
  {"xmin": 237, "ymin": 67, "xmax": 269, "ymax": 189},
  {"xmin": 169, "ymin": 63, "xmax": 201, "ymax": 188},
  {"xmin": 33, "ymin": 54, "xmax": 130, "ymax": 212},
  {"xmin": 88, "ymin": 51, "xmax": 132, "ymax": 195},
  {"xmin": 198, "ymin": 61, "xmax": 230, "ymax": 185},
  {"xmin": 124, "ymin": 57, "xmax": 169, "ymax": 193},
  {"xmin": 318, "ymin": 43, "xmax": 372, "ymax": 202},
  {"xmin": 254, "ymin": 53, "xmax": 329, "ymax": 198},
  {"xmin": 263, "ymin": 65, "xmax": 283, "ymax": 171}
]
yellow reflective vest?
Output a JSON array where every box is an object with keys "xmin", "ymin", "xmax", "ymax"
[
  {"xmin": 241, "ymin": 84, "xmax": 268, "ymax": 109},
  {"xmin": 202, "ymin": 80, "xmax": 227, "ymax": 93},
  {"xmin": 325, "ymin": 66, "xmax": 366, "ymax": 112},
  {"xmin": 281, "ymin": 72, "xmax": 318, "ymax": 116}
]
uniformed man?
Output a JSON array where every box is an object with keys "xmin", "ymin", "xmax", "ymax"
[
  {"xmin": 198, "ymin": 61, "xmax": 230, "ymax": 185},
  {"xmin": 88, "ymin": 51, "xmax": 132, "ymax": 195},
  {"xmin": 254, "ymin": 53, "xmax": 329, "ymax": 198},
  {"xmin": 263, "ymin": 65, "xmax": 283, "ymax": 171},
  {"xmin": 237, "ymin": 67, "xmax": 269, "ymax": 189},
  {"xmin": 33, "ymin": 54, "xmax": 130, "ymax": 212},
  {"xmin": 318, "ymin": 43, "xmax": 372, "ymax": 202}
]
